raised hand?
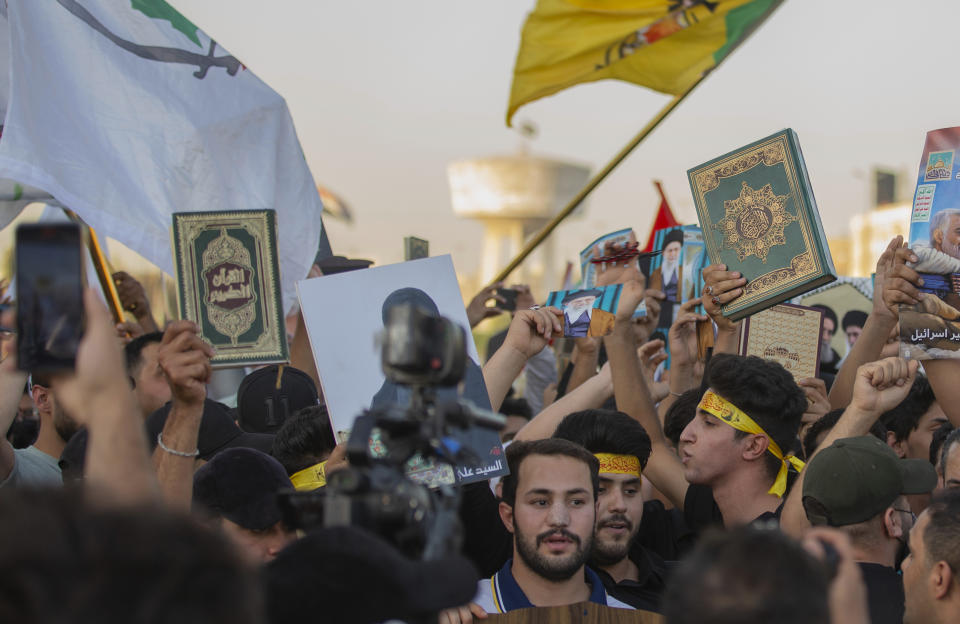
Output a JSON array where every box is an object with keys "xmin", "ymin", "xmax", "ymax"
[
  {"xmin": 880, "ymin": 243, "xmax": 923, "ymax": 315},
  {"xmin": 157, "ymin": 320, "xmax": 215, "ymax": 407},
  {"xmin": 502, "ymin": 306, "xmax": 563, "ymax": 359},
  {"xmin": 850, "ymin": 357, "xmax": 919, "ymax": 416},
  {"xmin": 668, "ymin": 298, "xmax": 709, "ymax": 371},
  {"xmin": 798, "ymin": 377, "xmax": 830, "ymax": 439},
  {"xmin": 466, "ymin": 282, "xmax": 506, "ymax": 327},
  {"xmin": 701, "ymin": 264, "xmax": 745, "ymax": 331},
  {"xmin": 113, "ymin": 271, "xmax": 159, "ymax": 332}
]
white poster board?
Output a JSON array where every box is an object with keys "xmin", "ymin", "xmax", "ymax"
[{"xmin": 297, "ymin": 255, "xmax": 505, "ymax": 484}]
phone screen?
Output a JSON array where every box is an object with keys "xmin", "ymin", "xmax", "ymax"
[
  {"xmin": 16, "ymin": 223, "xmax": 85, "ymax": 371},
  {"xmin": 497, "ymin": 288, "xmax": 518, "ymax": 312}
]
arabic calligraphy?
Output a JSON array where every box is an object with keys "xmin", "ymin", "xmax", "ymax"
[
  {"xmin": 456, "ymin": 459, "xmax": 504, "ymax": 481},
  {"xmin": 909, "ymin": 327, "xmax": 960, "ymax": 343}
]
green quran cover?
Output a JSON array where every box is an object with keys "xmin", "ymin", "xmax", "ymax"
[
  {"xmin": 172, "ymin": 210, "xmax": 289, "ymax": 368},
  {"xmin": 688, "ymin": 129, "xmax": 836, "ymax": 321}
]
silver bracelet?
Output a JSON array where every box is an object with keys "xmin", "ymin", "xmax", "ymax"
[{"xmin": 157, "ymin": 432, "xmax": 199, "ymax": 458}]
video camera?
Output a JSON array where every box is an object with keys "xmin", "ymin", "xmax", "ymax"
[{"xmin": 279, "ymin": 303, "xmax": 504, "ymax": 560}]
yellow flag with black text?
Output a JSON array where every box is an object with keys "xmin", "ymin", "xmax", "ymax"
[{"xmin": 507, "ymin": 0, "xmax": 783, "ymax": 125}]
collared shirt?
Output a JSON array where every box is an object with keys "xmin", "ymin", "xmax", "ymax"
[{"xmin": 473, "ymin": 559, "xmax": 633, "ymax": 614}]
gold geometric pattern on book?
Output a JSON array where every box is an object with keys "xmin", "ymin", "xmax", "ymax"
[
  {"xmin": 715, "ymin": 181, "xmax": 797, "ymax": 263},
  {"xmin": 201, "ymin": 228, "xmax": 258, "ymax": 345}
]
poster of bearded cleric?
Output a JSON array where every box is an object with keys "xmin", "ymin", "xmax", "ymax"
[
  {"xmin": 546, "ymin": 285, "xmax": 622, "ymax": 338},
  {"xmin": 901, "ymin": 126, "xmax": 960, "ymax": 359}
]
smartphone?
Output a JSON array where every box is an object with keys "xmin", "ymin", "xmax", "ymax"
[
  {"xmin": 496, "ymin": 288, "xmax": 518, "ymax": 312},
  {"xmin": 16, "ymin": 223, "xmax": 85, "ymax": 372}
]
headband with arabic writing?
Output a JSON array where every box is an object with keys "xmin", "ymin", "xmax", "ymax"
[
  {"xmin": 594, "ymin": 453, "xmax": 641, "ymax": 477},
  {"xmin": 290, "ymin": 460, "xmax": 327, "ymax": 491},
  {"xmin": 697, "ymin": 390, "xmax": 804, "ymax": 498}
]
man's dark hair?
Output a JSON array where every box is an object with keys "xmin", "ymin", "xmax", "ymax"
[
  {"xmin": 881, "ymin": 375, "xmax": 937, "ymax": 443},
  {"xmin": 842, "ymin": 309, "xmax": 868, "ymax": 331},
  {"xmin": 500, "ymin": 397, "xmax": 533, "ymax": 421},
  {"xmin": 664, "ymin": 389, "xmax": 702, "ymax": 448},
  {"xmin": 663, "ymin": 526, "xmax": 829, "ymax": 624},
  {"xmin": 802, "ymin": 409, "xmax": 887, "ymax": 459},
  {"xmin": 932, "ymin": 421, "xmax": 956, "ymax": 469},
  {"xmin": 500, "ymin": 438, "xmax": 599, "ymax": 508},
  {"xmin": 553, "ymin": 409, "xmax": 651, "ymax": 469},
  {"xmin": 705, "ymin": 354, "xmax": 807, "ymax": 479},
  {"xmin": 0, "ymin": 487, "xmax": 261, "ymax": 624},
  {"xmin": 939, "ymin": 427, "xmax": 960, "ymax": 479},
  {"xmin": 124, "ymin": 332, "xmax": 164, "ymax": 376},
  {"xmin": 271, "ymin": 405, "xmax": 337, "ymax": 476},
  {"xmin": 923, "ymin": 489, "xmax": 960, "ymax": 576},
  {"xmin": 810, "ymin": 304, "xmax": 837, "ymax": 329}
]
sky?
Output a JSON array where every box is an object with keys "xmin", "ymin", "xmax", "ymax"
[{"xmin": 177, "ymin": 0, "xmax": 960, "ymax": 293}]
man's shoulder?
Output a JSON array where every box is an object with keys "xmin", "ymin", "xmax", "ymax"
[{"xmin": 1, "ymin": 447, "xmax": 63, "ymax": 488}]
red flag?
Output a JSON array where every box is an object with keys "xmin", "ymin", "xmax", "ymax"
[{"xmin": 642, "ymin": 181, "xmax": 680, "ymax": 252}]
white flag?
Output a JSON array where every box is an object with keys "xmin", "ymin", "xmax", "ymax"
[{"xmin": 0, "ymin": 0, "xmax": 324, "ymax": 309}]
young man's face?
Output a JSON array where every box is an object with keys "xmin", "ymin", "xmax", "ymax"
[
  {"xmin": 901, "ymin": 511, "xmax": 934, "ymax": 624},
  {"xmin": 678, "ymin": 408, "xmax": 744, "ymax": 486},
  {"xmin": 592, "ymin": 472, "xmax": 644, "ymax": 567},
  {"xmin": 501, "ymin": 454, "xmax": 596, "ymax": 582},
  {"xmin": 896, "ymin": 403, "xmax": 949, "ymax": 461},
  {"xmin": 219, "ymin": 517, "xmax": 296, "ymax": 566},
  {"xmin": 944, "ymin": 442, "xmax": 960, "ymax": 490}
]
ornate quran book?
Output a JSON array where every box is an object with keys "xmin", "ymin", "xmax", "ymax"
[
  {"xmin": 740, "ymin": 303, "xmax": 823, "ymax": 381},
  {"xmin": 688, "ymin": 129, "xmax": 836, "ymax": 321},
  {"xmin": 172, "ymin": 210, "xmax": 288, "ymax": 368}
]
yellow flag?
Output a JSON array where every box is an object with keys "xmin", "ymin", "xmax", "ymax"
[{"xmin": 506, "ymin": 0, "xmax": 783, "ymax": 125}]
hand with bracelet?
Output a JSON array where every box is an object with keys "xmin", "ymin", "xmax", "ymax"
[{"xmin": 701, "ymin": 263, "xmax": 745, "ymax": 353}]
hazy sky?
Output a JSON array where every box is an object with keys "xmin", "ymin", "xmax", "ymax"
[{"xmin": 180, "ymin": 0, "xmax": 960, "ymax": 289}]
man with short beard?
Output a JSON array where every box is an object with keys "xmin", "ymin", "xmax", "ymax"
[
  {"xmin": 472, "ymin": 438, "xmax": 633, "ymax": 613},
  {"xmin": 552, "ymin": 410, "xmax": 666, "ymax": 611},
  {"xmin": 0, "ymin": 371, "xmax": 81, "ymax": 487}
]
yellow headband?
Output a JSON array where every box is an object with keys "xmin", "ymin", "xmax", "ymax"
[
  {"xmin": 697, "ymin": 390, "xmax": 804, "ymax": 498},
  {"xmin": 290, "ymin": 460, "xmax": 327, "ymax": 491},
  {"xmin": 595, "ymin": 453, "xmax": 642, "ymax": 477}
]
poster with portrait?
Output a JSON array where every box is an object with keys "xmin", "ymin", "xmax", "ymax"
[
  {"xmin": 647, "ymin": 224, "xmax": 707, "ymax": 331},
  {"xmin": 545, "ymin": 285, "xmax": 622, "ymax": 338},
  {"xmin": 579, "ymin": 228, "xmax": 646, "ymax": 319},
  {"xmin": 297, "ymin": 255, "xmax": 506, "ymax": 485},
  {"xmin": 900, "ymin": 127, "xmax": 960, "ymax": 360}
]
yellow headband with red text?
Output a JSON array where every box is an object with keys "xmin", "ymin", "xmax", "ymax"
[
  {"xmin": 595, "ymin": 453, "xmax": 642, "ymax": 477},
  {"xmin": 697, "ymin": 390, "xmax": 804, "ymax": 498}
]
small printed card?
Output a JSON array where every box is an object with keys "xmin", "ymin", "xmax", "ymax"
[
  {"xmin": 740, "ymin": 303, "xmax": 823, "ymax": 380},
  {"xmin": 546, "ymin": 285, "xmax": 622, "ymax": 338}
]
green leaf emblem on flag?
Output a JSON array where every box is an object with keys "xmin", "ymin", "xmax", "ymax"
[{"xmin": 131, "ymin": 0, "xmax": 200, "ymax": 47}]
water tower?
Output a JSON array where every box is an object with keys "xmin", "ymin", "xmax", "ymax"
[{"xmin": 447, "ymin": 150, "xmax": 590, "ymax": 293}]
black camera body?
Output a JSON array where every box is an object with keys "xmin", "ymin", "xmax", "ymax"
[{"xmin": 280, "ymin": 302, "xmax": 503, "ymax": 561}]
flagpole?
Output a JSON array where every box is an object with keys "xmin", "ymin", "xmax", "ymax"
[
  {"xmin": 62, "ymin": 208, "xmax": 126, "ymax": 323},
  {"xmin": 491, "ymin": 74, "xmax": 707, "ymax": 285}
]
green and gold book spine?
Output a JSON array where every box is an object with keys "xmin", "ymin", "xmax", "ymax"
[
  {"xmin": 172, "ymin": 210, "xmax": 289, "ymax": 368},
  {"xmin": 688, "ymin": 129, "xmax": 836, "ymax": 321}
]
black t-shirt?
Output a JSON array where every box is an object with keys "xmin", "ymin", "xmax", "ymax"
[
  {"xmin": 858, "ymin": 562, "xmax": 904, "ymax": 624},
  {"xmin": 637, "ymin": 499, "xmax": 697, "ymax": 561},
  {"xmin": 458, "ymin": 480, "xmax": 668, "ymax": 611},
  {"xmin": 682, "ymin": 474, "xmax": 798, "ymax": 532}
]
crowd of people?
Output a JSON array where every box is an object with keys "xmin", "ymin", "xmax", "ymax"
[{"xmin": 2, "ymin": 231, "xmax": 960, "ymax": 624}]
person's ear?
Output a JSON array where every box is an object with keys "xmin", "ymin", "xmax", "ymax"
[
  {"xmin": 741, "ymin": 434, "xmax": 769, "ymax": 461},
  {"xmin": 883, "ymin": 506, "xmax": 903, "ymax": 539},
  {"xmin": 886, "ymin": 431, "xmax": 907, "ymax": 458},
  {"xmin": 31, "ymin": 385, "xmax": 50, "ymax": 410},
  {"xmin": 932, "ymin": 560, "xmax": 954, "ymax": 600},
  {"xmin": 934, "ymin": 227, "xmax": 945, "ymax": 248},
  {"xmin": 499, "ymin": 501, "xmax": 515, "ymax": 535}
]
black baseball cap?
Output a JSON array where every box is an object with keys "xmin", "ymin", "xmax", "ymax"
[
  {"xmin": 802, "ymin": 436, "xmax": 937, "ymax": 526},
  {"xmin": 193, "ymin": 447, "xmax": 291, "ymax": 531},
  {"xmin": 147, "ymin": 399, "xmax": 275, "ymax": 461},
  {"xmin": 236, "ymin": 365, "xmax": 319, "ymax": 434},
  {"xmin": 265, "ymin": 526, "xmax": 478, "ymax": 624}
]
